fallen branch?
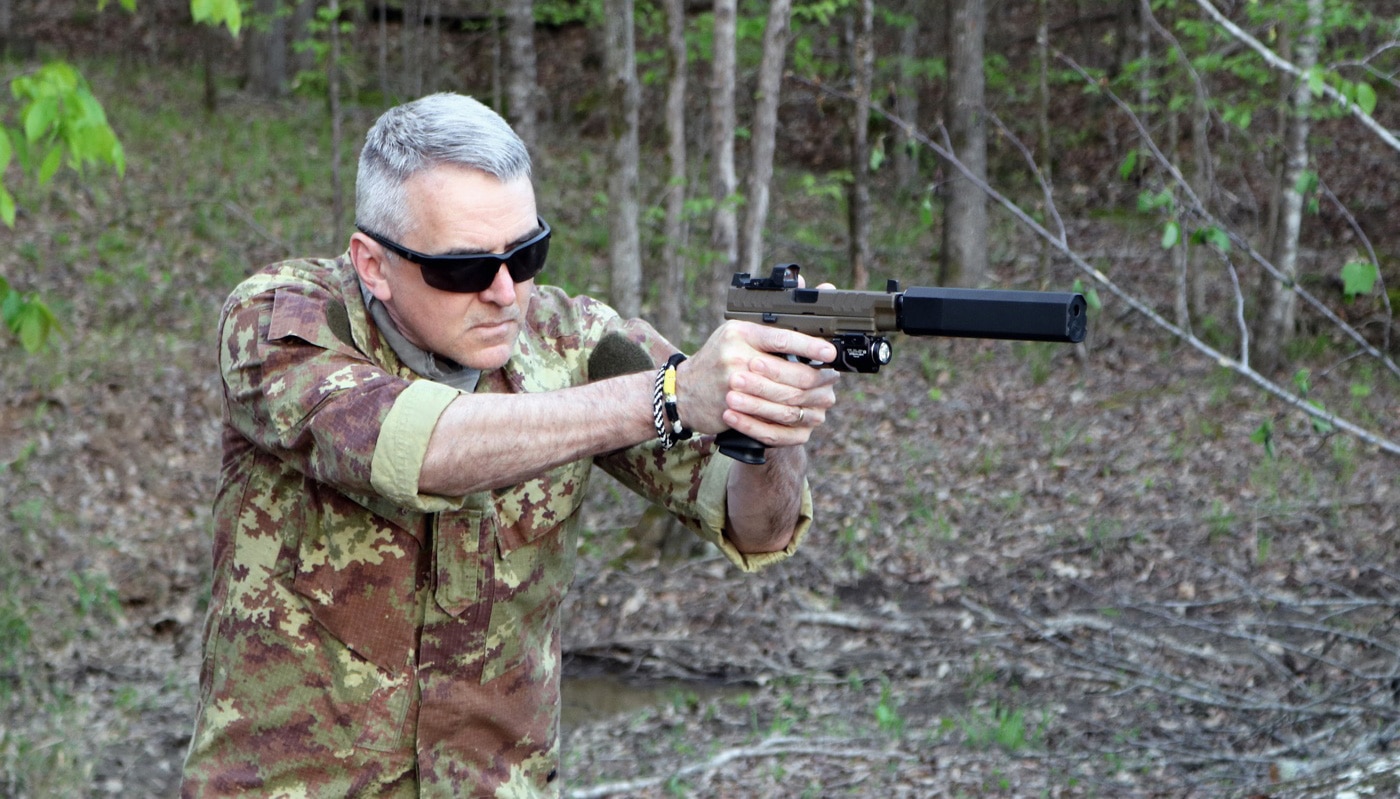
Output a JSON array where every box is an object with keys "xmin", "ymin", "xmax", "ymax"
[{"xmin": 568, "ymin": 735, "xmax": 917, "ymax": 798}]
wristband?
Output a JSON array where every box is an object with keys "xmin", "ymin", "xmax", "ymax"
[{"xmin": 653, "ymin": 353, "xmax": 693, "ymax": 449}]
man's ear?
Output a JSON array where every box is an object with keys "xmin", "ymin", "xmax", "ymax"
[{"xmin": 350, "ymin": 233, "xmax": 393, "ymax": 302}]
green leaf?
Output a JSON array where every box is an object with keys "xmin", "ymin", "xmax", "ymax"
[
  {"xmin": 1307, "ymin": 66, "xmax": 1324, "ymax": 97},
  {"xmin": 15, "ymin": 301, "xmax": 51, "ymax": 353},
  {"xmin": 9, "ymin": 128, "xmax": 31, "ymax": 174},
  {"xmin": 1161, "ymin": 220, "xmax": 1181, "ymax": 250},
  {"xmin": 1137, "ymin": 189, "xmax": 1173, "ymax": 213},
  {"xmin": 1340, "ymin": 260, "xmax": 1378, "ymax": 299},
  {"xmin": 1293, "ymin": 169, "xmax": 1318, "ymax": 197},
  {"xmin": 1119, "ymin": 149, "xmax": 1138, "ymax": 181},
  {"xmin": 0, "ymin": 185, "xmax": 14, "ymax": 228},
  {"xmin": 191, "ymin": 0, "xmax": 244, "ymax": 36},
  {"xmin": 1, "ymin": 284, "xmax": 21, "ymax": 326},
  {"xmin": 22, "ymin": 97, "xmax": 58, "ymax": 144},
  {"xmin": 1250, "ymin": 419, "xmax": 1275, "ymax": 459},
  {"xmin": 1221, "ymin": 105, "xmax": 1252, "ymax": 131},
  {"xmin": 1355, "ymin": 81, "xmax": 1377, "ymax": 116},
  {"xmin": 1191, "ymin": 226, "xmax": 1231, "ymax": 253},
  {"xmin": 1292, "ymin": 368, "xmax": 1311, "ymax": 395},
  {"xmin": 1307, "ymin": 399, "xmax": 1333, "ymax": 434},
  {"xmin": 37, "ymin": 146, "xmax": 62, "ymax": 186},
  {"xmin": 4, "ymin": 293, "xmax": 58, "ymax": 353}
]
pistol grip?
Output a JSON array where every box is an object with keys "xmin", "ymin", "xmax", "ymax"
[{"xmin": 716, "ymin": 430, "xmax": 767, "ymax": 465}]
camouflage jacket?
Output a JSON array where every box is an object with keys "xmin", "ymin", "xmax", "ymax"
[{"xmin": 181, "ymin": 254, "xmax": 812, "ymax": 798}]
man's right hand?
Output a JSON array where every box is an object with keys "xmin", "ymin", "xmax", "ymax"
[{"xmin": 676, "ymin": 320, "xmax": 840, "ymax": 450}]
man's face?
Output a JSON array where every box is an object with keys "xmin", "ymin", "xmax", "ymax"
[{"xmin": 352, "ymin": 166, "xmax": 540, "ymax": 371}]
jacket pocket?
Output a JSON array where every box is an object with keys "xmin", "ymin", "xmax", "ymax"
[
  {"xmin": 433, "ymin": 508, "xmax": 493, "ymax": 619},
  {"xmin": 480, "ymin": 462, "xmax": 589, "ymax": 684}
]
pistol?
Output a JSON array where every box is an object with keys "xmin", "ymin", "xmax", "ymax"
[{"xmin": 718, "ymin": 265, "xmax": 1087, "ymax": 464}]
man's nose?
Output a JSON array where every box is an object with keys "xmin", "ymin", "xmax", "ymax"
[{"xmin": 478, "ymin": 263, "xmax": 517, "ymax": 304}]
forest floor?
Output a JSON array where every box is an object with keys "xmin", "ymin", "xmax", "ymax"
[{"xmin": 4, "ymin": 12, "xmax": 1400, "ymax": 798}]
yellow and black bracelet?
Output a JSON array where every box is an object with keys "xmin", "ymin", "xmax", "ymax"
[{"xmin": 652, "ymin": 353, "xmax": 693, "ymax": 449}]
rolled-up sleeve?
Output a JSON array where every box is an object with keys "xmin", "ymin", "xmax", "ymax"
[
  {"xmin": 691, "ymin": 454, "xmax": 813, "ymax": 572},
  {"xmin": 220, "ymin": 277, "xmax": 465, "ymax": 512},
  {"xmin": 370, "ymin": 379, "xmax": 465, "ymax": 510}
]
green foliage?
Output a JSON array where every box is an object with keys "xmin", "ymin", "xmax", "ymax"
[
  {"xmin": 1189, "ymin": 225, "xmax": 1231, "ymax": 253},
  {"xmin": 1250, "ymin": 418, "xmax": 1276, "ymax": 458},
  {"xmin": 290, "ymin": 4, "xmax": 356, "ymax": 98},
  {"xmin": 7, "ymin": 62, "xmax": 124, "ymax": 199},
  {"xmin": 959, "ymin": 702, "xmax": 1039, "ymax": 753},
  {"xmin": 0, "ymin": 276, "xmax": 60, "ymax": 353},
  {"xmin": 1340, "ymin": 260, "xmax": 1379, "ymax": 300},
  {"xmin": 536, "ymin": 0, "xmax": 602, "ymax": 28},
  {"xmin": 190, "ymin": 0, "xmax": 243, "ymax": 37},
  {"xmin": 873, "ymin": 677, "xmax": 905, "ymax": 738},
  {"xmin": 1, "ymin": 0, "xmax": 244, "ymax": 353}
]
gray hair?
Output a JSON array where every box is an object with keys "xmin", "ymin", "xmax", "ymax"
[{"xmin": 355, "ymin": 93, "xmax": 532, "ymax": 240}]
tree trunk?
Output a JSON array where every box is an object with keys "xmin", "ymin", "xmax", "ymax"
[
  {"xmin": 505, "ymin": 0, "xmax": 539, "ymax": 157},
  {"xmin": 656, "ymin": 0, "xmax": 689, "ymax": 344},
  {"xmin": 708, "ymin": 0, "xmax": 739, "ymax": 326},
  {"xmin": 377, "ymin": 0, "xmax": 389, "ymax": 100},
  {"xmin": 1035, "ymin": 0, "xmax": 1051, "ymax": 283},
  {"xmin": 737, "ymin": 0, "xmax": 793, "ymax": 280},
  {"xmin": 604, "ymin": 0, "xmax": 641, "ymax": 319},
  {"xmin": 290, "ymin": 0, "xmax": 317, "ymax": 79},
  {"xmin": 846, "ymin": 0, "xmax": 874, "ymax": 290},
  {"xmin": 1256, "ymin": 0, "xmax": 1322, "ymax": 372},
  {"xmin": 329, "ymin": 0, "xmax": 345, "ymax": 245},
  {"xmin": 0, "ymin": 0, "xmax": 13, "ymax": 54},
  {"xmin": 892, "ymin": 8, "xmax": 921, "ymax": 198},
  {"xmin": 247, "ymin": 0, "xmax": 289, "ymax": 97},
  {"xmin": 941, "ymin": 0, "xmax": 988, "ymax": 288},
  {"xmin": 202, "ymin": 24, "xmax": 220, "ymax": 114},
  {"xmin": 1189, "ymin": 80, "xmax": 1213, "ymax": 319},
  {"xmin": 399, "ymin": 0, "xmax": 424, "ymax": 97}
]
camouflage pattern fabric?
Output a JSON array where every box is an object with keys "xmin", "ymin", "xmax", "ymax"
[{"xmin": 181, "ymin": 254, "xmax": 813, "ymax": 798}]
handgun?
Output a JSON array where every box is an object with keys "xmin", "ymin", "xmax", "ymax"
[{"xmin": 718, "ymin": 265, "xmax": 1087, "ymax": 464}]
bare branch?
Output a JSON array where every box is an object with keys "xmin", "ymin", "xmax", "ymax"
[{"xmin": 570, "ymin": 736, "xmax": 917, "ymax": 798}]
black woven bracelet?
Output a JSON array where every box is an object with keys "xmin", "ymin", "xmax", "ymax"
[
  {"xmin": 652, "ymin": 362, "xmax": 675, "ymax": 448},
  {"xmin": 662, "ymin": 353, "xmax": 692, "ymax": 440}
]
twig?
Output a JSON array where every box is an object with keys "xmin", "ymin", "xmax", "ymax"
[
  {"xmin": 568, "ymin": 736, "xmax": 916, "ymax": 798},
  {"xmin": 789, "ymin": 610, "xmax": 919, "ymax": 635}
]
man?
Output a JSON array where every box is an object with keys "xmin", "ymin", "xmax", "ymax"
[{"xmin": 182, "ymin": 92, "xmax": 838, "ymax": 797}]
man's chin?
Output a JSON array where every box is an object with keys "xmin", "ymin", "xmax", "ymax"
[{"xmin": 457, "ymin": 339, "xmax": 517, "ymax": 371}]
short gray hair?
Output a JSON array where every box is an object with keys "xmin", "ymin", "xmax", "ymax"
[{"xmin": 355, "ymin": 93, "xmax": 532, "ymax": 240}]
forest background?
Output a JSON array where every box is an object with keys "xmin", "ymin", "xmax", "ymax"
[{"xmin": 1, "ymin": 0, "xmax": 1399, "ymax": 796}]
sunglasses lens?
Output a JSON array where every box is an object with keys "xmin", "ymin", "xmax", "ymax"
[
  {"xmin": 506, "ymin": 236, "xmax": 549, "ymax": 283},
  {"xmin": 420, "ymin": 237, "xmax": 549, "ymax": 293},
  {"xmin": 421, "ymin": 263, "xmax": 497, "ymax": 293}
]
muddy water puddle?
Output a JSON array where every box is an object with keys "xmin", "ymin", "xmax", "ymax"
[{"xmin": 561, "ymin": 669, "xmax": 745, "ymax": 729}]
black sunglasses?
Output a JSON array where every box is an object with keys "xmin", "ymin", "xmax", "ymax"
[{"xmin": 356, "ymin": 218, "xmax": 551, "ymax": 293}]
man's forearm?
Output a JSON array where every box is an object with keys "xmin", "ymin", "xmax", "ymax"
[
  {"xmin": 724, "ymin": 444, "xmax": 808, "ymax": 554},
  {"xmin": 418, "ymin": 371, "xmax": 655, "ymax": 496}
]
